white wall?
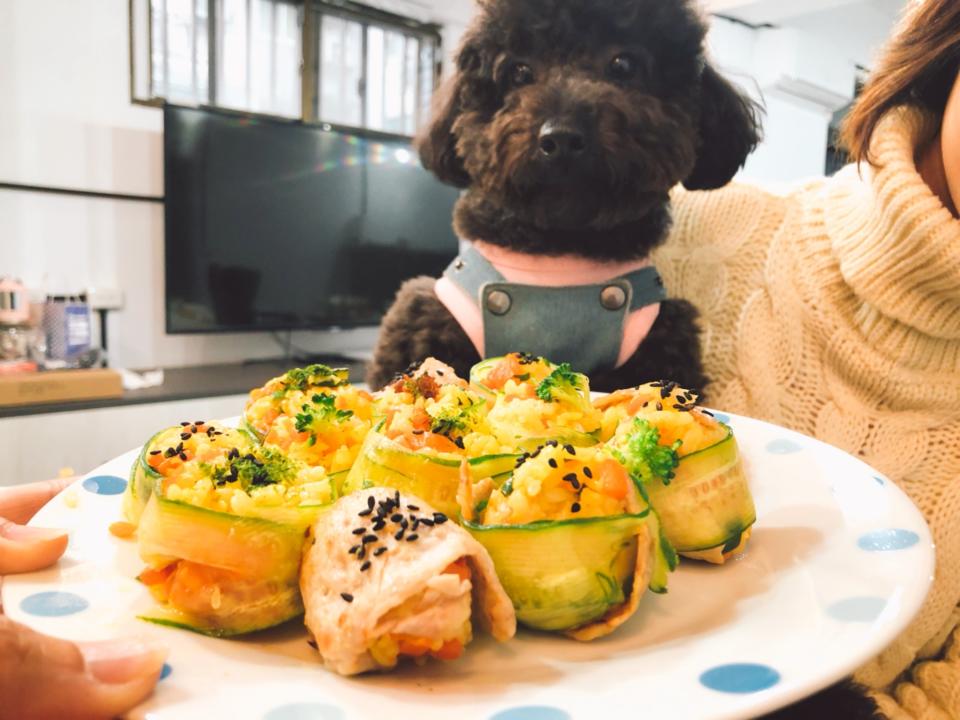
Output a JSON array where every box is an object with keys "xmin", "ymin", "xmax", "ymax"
[
  {"xmin": 0, "ymin": 0, "xmax": 473, "ymax": 371},
  {"xmin": 708, "ymin": 2, "xmax": 902, "ymax": 186}
]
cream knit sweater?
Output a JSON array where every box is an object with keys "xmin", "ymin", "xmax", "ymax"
[{"xmin": 656, "ymin": 107, "xmax": 960, "ymax": 719}]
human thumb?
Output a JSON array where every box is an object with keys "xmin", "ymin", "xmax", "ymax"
[
  {"xmin": 0, "ymin": 616, "xmax": 167, "ymax": 720},
  {"xmin": 0, "ymin": 518, "xmax": 69, "ymax": 574}
]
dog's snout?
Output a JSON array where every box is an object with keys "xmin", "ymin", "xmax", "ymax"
[{"xmin": 538, "ymin": 121, "xmax": 587, "ymax": 160}]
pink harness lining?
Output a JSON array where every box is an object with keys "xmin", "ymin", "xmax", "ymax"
[{"xmin": 434, "ymin": 241, "xmax": 661, "ymax": 368}]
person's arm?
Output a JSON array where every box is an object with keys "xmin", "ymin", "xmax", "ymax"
[{"xmin": 0, "ymin": 480, "xmax": 167, "ymax": 720}]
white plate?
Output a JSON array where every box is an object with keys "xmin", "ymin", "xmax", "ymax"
[{"xmin": 3, "ymin": 412, "xmax": 934, "ymax": 720}]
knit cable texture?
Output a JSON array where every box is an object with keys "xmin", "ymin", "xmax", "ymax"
[{"xmin": 657, "ymin": 106, "xmax": 960, "ymax": 717}]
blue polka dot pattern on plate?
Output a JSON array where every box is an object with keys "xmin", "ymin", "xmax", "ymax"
[
  {"xmin": 159, "ymin": 663, "xmax": 172, "ymax": 681},
  {"xmin": 712, "ymin": 412, "xmax": 731, "ymax": 425},
  {"xmin": 826, "ymin": 596, "xmax": 887, "ymax": 623},
  {"xmin": 82, "ymin": 475, "xmax": 128, "ymax": 496},
  {"xmin": 765, "ymin": 438, "xmax": 803, "ymax": 455},
  {"xmin": 20, "ymin": 591, "xmax": 89, "ymax": 617},
  {"xmin": 874, "ymin": 476, "xmax": 886, "ymax": 486},
  {"xmin": 700, "ymin": 663, "xmax": 781, "ymax": 694},
  {"xmin": 263, "ymin": 704, "xmax": 345, "ymax": 720},
  {"xmin": 489, "ymin": 708, "xmax": 571, "ymax": 720},
  {"xmin": 858, "ymin": 529, "xmax": 920, "ymax": 552}
]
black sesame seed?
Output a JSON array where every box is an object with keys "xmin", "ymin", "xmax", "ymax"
[
  {"xmin": 180, "ymin": 432, "xmax": 192, "ymax": 441},
  {"xmin": 564, "ymin": 445, "xmax": 576, "ymax": 455},
  {"xmin": 400, "ymin": 518, "xmax": 409, "ymax": 529},
  {"xmin": 362, "ymin": 535, "xmax": 378, "ymax": 544},
  {"xmin": 341, "ymin": 593, "xmax": 354, "ymax": 602},
  {"xmin": 548, "ymin": 458, "xmax": 558, "ymax": 468},
  {"xmin": 180, "ymin": 421, "xmax": 191, "ymax": 427},
  {"xmin": 360, "ymin": 561, "xmax": 371, "ymax": 572},
  {"xmin": 395, "ymin": 530, "xmax": 405, "ymax": 540},
  {"xmin": 352, "ymin": 528, "xmax": 365, "ymax": 535},
  {"xmin": 547, "ymin": 440, "xmax": 559, "ymax": 447},
  {"xmin": 391, "ymin": 514, "xmax": 403, "ymax": 522},
  {"xmin": 150, "ymin": 450, "xmax": 162, "ymax": 456},
  {"xmin": 434, "ymin": 513, "xmax": 448, "ymax": 524},
  {"xmin": 656, "ymin": 402, "xmax": 663, "ymax": 411},
  {"xmin": 374, "ymin": 547, "xmax": 388, "ymax": 556},
  {"xmin": 179, "ymin": 453, "xmax": 188, "ymax": 461},
  {"xmin": 357, "ymin": 548, "xmax": 366, "ymax": 559},
  {"xmin": 367, "ymin": 496, "xmax": 376, "ymax": 509},
  {"xmin": 571, "ymin": 503, "xmax": 582, "ymax": 513},
  {"xmin": 412, "ymin": 519, "xmax": 421, "ymax": 531},
  {"xmin": 454, "ymin": 437, "xmax": 465, "ymax": 449},
  {"xmin": 195, "ymin": 421, "xmax": 205, "ymax": 426},
  {"xmin": 190, "ymin": 426, "xmax": 198, "ymax": 433},
  {"xmin": 563, "ymin": 473, "xmax": 578, "ymax": 483},
  {"xmin": 358, "ymin": 508, "xmax": 372, "ymax": 517},
  {"xmin": 702, "ymin": 409, "xmax": 715, "ymax": 417},
  {"xmin": 583, "ymin": 467, "xmax": 593, "ymax": 479},
  {"xmin": 407, "ymin": 504, "xmax": 420, "ymax": 511},
  {"xmin": 348, "ymin": 545, "xmax": 360, "ymax": 554},
  {"xmin": 406, "ymin": 534, "xmax": 419, "ymax": 542},
  {"xmin": 420, "ymin": 518, "xmax": 434, "ymax": 527}
]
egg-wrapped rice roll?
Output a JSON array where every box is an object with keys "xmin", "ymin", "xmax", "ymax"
[{"xmin": 301, "ymin": 488, "xmax": 516, "ymax": 676}]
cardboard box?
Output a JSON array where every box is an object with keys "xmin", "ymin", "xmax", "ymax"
[{"xmin": 0, "ymin": 368, "xmax": 123, "ymax": 407}]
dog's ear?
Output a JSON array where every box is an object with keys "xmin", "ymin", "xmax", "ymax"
[
  {"xmin": 416, "ymin": 69, "xmax": 471, "ymax": 188},
  {"xmin": 683, "ymin": 64, "xmax": 762, "ymax": 190}
]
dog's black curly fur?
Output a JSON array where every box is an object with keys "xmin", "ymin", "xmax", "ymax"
[
  {"xmin": 368, "ymin": 0, "xmax": 759, "ymax": 393},
  {"xmin": 368, "ymin": 3, "xmax": 885, "ymax": 716}
]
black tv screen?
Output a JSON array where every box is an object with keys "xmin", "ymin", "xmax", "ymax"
[{"xmin": 164, "ymin": 105, "xmax": 460, "ymax": 333}]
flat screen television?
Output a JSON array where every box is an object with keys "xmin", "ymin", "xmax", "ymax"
[{"xmin": 164, "ymin": 105, "xmax": 460, "ymax": 334}]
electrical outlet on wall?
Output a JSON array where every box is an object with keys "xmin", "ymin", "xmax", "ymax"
[{"xmin": 87, "ymin": 288, "xmax": 125, "ymax": 311}]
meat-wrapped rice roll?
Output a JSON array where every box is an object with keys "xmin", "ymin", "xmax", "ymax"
[{"xmin": 301, "ymin": 488, "xmax": 516, "ymax": 676}]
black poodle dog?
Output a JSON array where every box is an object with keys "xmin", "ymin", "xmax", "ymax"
[
  {"xmin": 368, "ymin": 0, "xmax": 756, "ymax": 394},
  {"xmin": 368, "ymin": 3, "xmax": 888, "ymax": 716}
]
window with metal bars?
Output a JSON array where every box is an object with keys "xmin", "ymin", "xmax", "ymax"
[{"xmin": 131, "ymin": 0, "xmax": 441, "ymax": 136}]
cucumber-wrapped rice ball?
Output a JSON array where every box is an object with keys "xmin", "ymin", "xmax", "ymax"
[
  {"xmin": 134, "ymin": 439, "xmax": 335, "ymax": 636},
  {"xmin": 463, "ymin": 442, "xmax": 675, "ymax": 640},
  {"xmin": 469, "ymin": 354, "xmax": 601, "ymax": 451},
  {"xmin": 602, "ymin": 381, "xmax": 756, "ymax": 564},
  {"xmin": 343, "ymin": 359, "xmax": 517, "ymax": 518},
  {"xmin": 123, "ymin": 421, "xmax": 255, "ymax": 525},
  {"xmin": 243, "ymin": 365, "xmax": 374, "ymax": 474}
]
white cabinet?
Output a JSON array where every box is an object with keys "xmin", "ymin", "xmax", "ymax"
[{"xmin": 0, "ymin": 395, "xmax": 250, "ymax": 485}]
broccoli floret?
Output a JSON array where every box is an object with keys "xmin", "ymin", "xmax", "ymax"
[
  {"xmin": 611, "ymin": 418, "xmax": 681, "ymax": 486},
  {"xmin": 429, "ymin": 396, "xmax": 483, "ymax": 440},
  {"xmin": 294, "ymin": 393, "xmax": 354, "ymax": 445},
  {"xmin": 535, "ymin": 363, "xmax": 589, "ymax": 409},
  {"xmin": 283, "ymin": 365, "xmax": 349, "ymax": 393},
  {"xmin": 208, "ymin": 447, "xmax": 295, "ymax": 492}
]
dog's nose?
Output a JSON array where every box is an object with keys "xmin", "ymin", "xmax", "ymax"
[{"xmin": 538, "ymin": 122, "xmax": 587, "ymax": 160}]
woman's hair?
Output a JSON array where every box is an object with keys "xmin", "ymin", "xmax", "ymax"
[{"xmin": 842, "ymin": 0, "xmax": 960, "ymax": 163}]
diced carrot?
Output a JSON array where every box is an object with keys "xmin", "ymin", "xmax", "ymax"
[
  {"xmin": 139, "ymin": 564, "xmax": 176, "ymax": 586},
  {"xmin": 423, "ymin": 433, "xmax": 461, "ymax": 453},
  {"xmin": 443, "ymin": 558, "xmax": 471, "ymax": 583},
  {"xmin": 626, "ymin": 392, "xmax": 648, "ymax": 416},
  {"xmin": 483, "ymin": 356, "xmax": 523, "ymax": 390},
  {"xmin": 434, "ymin": 639, "xmax": 464, "ymax": 661},
  {"xmin": 147, "ymin": 453, "xmax": 164, "ymax": 469},
  {"xmin": 396, "ymin": 636, "xmax": 432, "ymax": 657},
  {"xmin": 109, "ymin": 521, "xmax": 136, "ymax": 539},
  {"xmin": 411, "ymin": 407, "xmax": 432, "ymax": 433},
  {"xmin": 595, "ymin": 459, "xmax": 630, "ymax": 500}
]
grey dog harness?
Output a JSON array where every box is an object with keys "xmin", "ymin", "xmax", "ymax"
[{"xmin": 443, "ymin": 243, "xmax": 667, "ymax": 374}]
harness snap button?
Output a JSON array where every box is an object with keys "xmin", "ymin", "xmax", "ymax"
[
  {"xmin": 600, "ymin": 285, "xmax": 627, "ymax": 311},
  {"xmin": 486, "ymin": 289, "xmax": 512, "ymax": 316}
]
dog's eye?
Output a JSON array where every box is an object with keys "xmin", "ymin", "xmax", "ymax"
[
  {"xmin": 608, "ymin": 54, "xmax": 638, "ymax": 81},
  {"xmin": 510, "ymin": 63, "xmax": 535, "ymax": 87}
]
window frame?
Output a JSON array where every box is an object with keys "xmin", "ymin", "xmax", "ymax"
[{"xmin": 128, "ymin": 0, "xmax": 443, "ymax": 141}]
